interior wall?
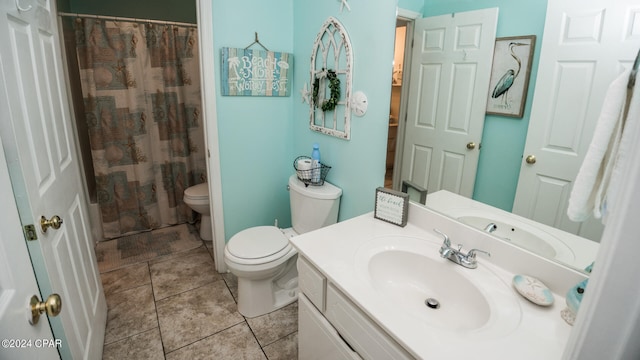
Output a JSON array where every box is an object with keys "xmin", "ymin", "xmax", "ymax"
[
  {"xmin": 210, "ymin": 0, "xmax": 397, "ymax": 240},
  {"xmin": 398, "ymin": 0, "xmax": 424, "ymax": 13},
  {"xmin": 292, "ymin": 0, "xmax": 397, "ymax": 222},
  {"xmin": 212, "ymin": 0, "xmax": 295, "ymax": 240},
  {"xmin": 423, "ymin": 0, "xmax": 548, "ymax": 212}
]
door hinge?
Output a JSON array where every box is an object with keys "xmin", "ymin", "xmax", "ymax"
[{"xmin": 24, "ymin": 224, "xmax": 38, "ymax": 241}]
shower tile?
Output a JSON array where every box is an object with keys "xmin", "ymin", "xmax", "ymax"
[
  {"xmin": 104, "ymin": 284, "xmax": 157, "ymax": 345},
  {"xmin": 156, "ymin": 280, "xmax": 244, "ymax": 352},
  {"xmin": 102, "ymin": 327, "xmax": 163, "ymax": 360},
  {"xmin": 150, "ymin": 246, "xmax": 220, "ymax": 300},
  {"xmin": 101, "ymin": 262, "xmax": 150, "ymax": 296},
  {"xmin": 246, "ymin": 301, "xmax": 298, "ymax": 347},
  {"xmin": 165, "ymin": 322, "xmax": 266, "ymax": 360},
  {"xmin": 262, "ymin": 331, "xmax": 298, "ymax": 360}
]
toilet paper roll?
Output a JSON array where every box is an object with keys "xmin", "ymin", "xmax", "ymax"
[{"xmin": 296, "ymin": 159, "xmax": 312, "ymax": 179}]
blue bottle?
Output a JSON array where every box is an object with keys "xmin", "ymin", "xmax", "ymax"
[{"xmin": 311, "ymin": 143, "xmax": 321, "ymax": 183}]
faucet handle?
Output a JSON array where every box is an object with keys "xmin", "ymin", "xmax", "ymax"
[
  {"xmin": 467, "ymin": 248, "xmax": 491, "ymax": 259},
  {"xmin": 433, "ymin": 229, "xmax": 450, "ymax": 246}
]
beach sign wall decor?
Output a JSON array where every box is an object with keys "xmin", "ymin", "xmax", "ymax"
[{"xmin": 220, "ymin": 47, "xmax": 292, "ymax": 97}]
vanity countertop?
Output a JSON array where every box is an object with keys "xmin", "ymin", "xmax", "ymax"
[{"xmin": 290, "ymin": 202, "xmax": 580, "ymax": 359}]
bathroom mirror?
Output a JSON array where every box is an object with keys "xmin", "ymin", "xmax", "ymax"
[{"xmin": 388, "ymin": 1, "xmax": 638, "ymax": 273}]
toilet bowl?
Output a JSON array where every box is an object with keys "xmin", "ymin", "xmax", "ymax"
[
  {"xmin": 183, "ymin": 182, "xmax": 212, "ymax": 241},
  {"xmin": 224, "ymin": 226, "xmax": 299, "ymax": 318},
  {"xmin": 224, "ymin": 175, "xmax": 342, "ymax": 318}
]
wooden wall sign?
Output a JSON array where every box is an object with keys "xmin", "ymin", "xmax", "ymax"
[{"xmin": 220, "ymin": 47, "xmax": 293, "ymax": 97}]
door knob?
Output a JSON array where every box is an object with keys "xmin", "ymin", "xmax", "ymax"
[
  {"xmin": 29, "ymin": 294, "xmax": 62, "ymax": 325},
  {"xmin": 40, "ymin": 215, "xmax": 63, "ymax": 232},
  {"xmin": 525, "ymin": 155, "xmax": 537, "ymax": 164},
  {"xmin": 466, "ymin": 142, "xmax": 476, "ymax": 150}
]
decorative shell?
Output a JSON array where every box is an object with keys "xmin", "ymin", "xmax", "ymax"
[{"xmin": 512, "ymin": 274, "xmax": 555, "ymax": 306}]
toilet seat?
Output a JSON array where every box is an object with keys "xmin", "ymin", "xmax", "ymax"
[
  {"xmin": 226, "ymin": 226, "xmax": 292, "ymax": 265},
  {"xmin": 184, "ymin": 183, "xmax": 209, "ymax": 200}
]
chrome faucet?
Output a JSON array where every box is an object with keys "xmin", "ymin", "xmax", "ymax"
[
  {"xmin": 484, "ymin": 223, "xmax": 498, "ymax": 233},
  {"xmin": 434, "ymin": 229, "xmax": 491, "ymax": 269}
]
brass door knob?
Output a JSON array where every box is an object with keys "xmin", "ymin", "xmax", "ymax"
[
  {"xmin": 466, "ymin": 142, "xmax": 476, "ymax": 150},
  {"xmin": 30, "ymin": 294, "xmax": 62, "ymax": 325},
  {"xmin": 525, "ymin": 155, "xmax": 537, "ymax": 164},
  {"xmin": 40, "ymin": 215, "xmax": 63, "ymax": 232}
]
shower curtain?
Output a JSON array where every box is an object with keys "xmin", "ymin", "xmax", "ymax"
[{"xmin": 74, "ymin": 18, "xmax": 206, "ymax": 239}]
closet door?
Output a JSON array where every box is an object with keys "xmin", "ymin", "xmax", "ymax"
[{"xmin": 513, "ymin": 0, "xmax": 640, "ymax": 240}]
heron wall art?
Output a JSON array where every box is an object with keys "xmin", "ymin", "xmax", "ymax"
[{"xmin": 486, "ymin": 35, "xmax": 536, "ymax": 118}]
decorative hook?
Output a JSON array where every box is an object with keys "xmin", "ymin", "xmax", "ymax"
[
  {"xmin": 339, "ymin": 0, "xmax": 351, "ymax": 13},
  {"xmin": 15, "ymin": 0, "xmax": 33, "ymax": 12}
]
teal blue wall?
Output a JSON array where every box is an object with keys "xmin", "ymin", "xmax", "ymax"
[
  {"xmin": 212, "ymin": 0, "xmax": 295, "ymax": 239},
  {"xmin": 210, "ymin": 0, "xmax": 396, "ymax": 240},
  {"xmin": 291, "ymin": 1, "xmax": 397, "ymax": 223},
  {"xmin": 398, "ymin": 0, "xmax": 424, "ymax": 13},
  {"xmin": 423, "ymin": 0, "xmax": 548, "ymax": 211}
]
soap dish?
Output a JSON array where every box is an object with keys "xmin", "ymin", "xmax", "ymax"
[{"xmin": 512, "ymin": 274, "xmax": 554, "ymax": 306}]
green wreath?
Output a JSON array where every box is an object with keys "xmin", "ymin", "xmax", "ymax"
[{"xmin": 312, "ymin": 69, "xmax": 341, "ymax": 112}]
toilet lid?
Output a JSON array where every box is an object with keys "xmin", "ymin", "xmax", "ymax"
[
  {"xmin": 227, "ymin": 226, "xmax": 289, "ymax": 260},
  {"xmin": 184, "ymin": 183, "xmax": 209, "ymax": 200}
]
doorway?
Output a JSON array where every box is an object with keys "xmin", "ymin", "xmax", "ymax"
[
  {"xmin": 386, "ymin": 16, "xmax": 415, "ymax": 190},
  {"xmin": 389, "ymin": 9, "xmax": 498, "ymax": 197}
]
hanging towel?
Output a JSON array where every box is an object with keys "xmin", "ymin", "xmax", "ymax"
[
  {"xmin": 600, "ymin": 71, "xmax": 640, "ymax": 222},
  {"xmin": 567, "ymin": 69, "xmax": 638, "ymax": 222}
]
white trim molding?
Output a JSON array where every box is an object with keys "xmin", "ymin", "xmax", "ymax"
[{"xmin": 197, "ymin": 0, "xmax": 227, "ymax": 273}]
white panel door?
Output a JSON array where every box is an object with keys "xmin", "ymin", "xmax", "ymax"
[
  {"xmin": 0, "ymin": 0, "xmax": 106, "ymax": 358},
  {"xmin": 513, "ymin": 0, "xmax": 640, "ymax": 241},
  {"xmin": 400, "ymin": 8, "xmax": 498, "ymax": 197},
  {"xmin": 0, "ymin": 139, "xmax": 58, "ymax": 359}
]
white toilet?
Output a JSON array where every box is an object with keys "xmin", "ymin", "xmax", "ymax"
[
  {"xmin": 224, "ymin": 174, "xmax": 342, "ymax": 318},
  {"xmin": 183, "ymin": 182, "xmax": 212, "ymax": 241}
]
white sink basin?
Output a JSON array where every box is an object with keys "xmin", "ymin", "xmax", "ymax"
[
  {"xmin": 355, "ymin": 235, "xmax": 521, "ymax": 338},
  {"xmin": 455, "ymin": 212, "xmax": 575, "ymax": 264}
]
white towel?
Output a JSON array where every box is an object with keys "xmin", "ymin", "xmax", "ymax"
[
  {"xmin": 567, "ymin": 69, "xmax": 638, "ymax": 223},
  {"xmin": 601, "ymin": 71, "xmax": 640, "ymax": 222}
]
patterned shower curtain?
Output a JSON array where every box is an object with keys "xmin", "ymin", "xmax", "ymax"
[{"xmin": 74, "ymin": 18, "xmax": 206, "ymax": 239}]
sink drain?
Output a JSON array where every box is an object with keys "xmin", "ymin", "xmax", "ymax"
[{"xmin": 425, "ymin": 298, "xmax": 440, "ymax": 309}]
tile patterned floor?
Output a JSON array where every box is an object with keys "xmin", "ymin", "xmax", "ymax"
[{"xmin": 100, "ymin": 234, "xmax": 298, "ymax": 359}]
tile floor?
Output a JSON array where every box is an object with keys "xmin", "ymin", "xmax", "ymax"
[{"xmin": 99, "ymin": 237, "xmax": 298, "ymax": 359}]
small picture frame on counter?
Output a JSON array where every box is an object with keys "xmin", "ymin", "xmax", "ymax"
[{"xmin": 374, "ymin": 187, "xmax": 409, "ymax": 227}]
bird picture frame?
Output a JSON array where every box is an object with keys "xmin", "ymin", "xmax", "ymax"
[{"xmin": 486, "ymin": 35, "xmax": 536, "ymax": 118}]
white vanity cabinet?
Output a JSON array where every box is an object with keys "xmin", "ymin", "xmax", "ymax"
[{"xmin": 297, "ymin": 256, "xmax": 414, "ymax": 360}]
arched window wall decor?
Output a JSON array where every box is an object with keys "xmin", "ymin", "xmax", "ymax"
[{"xmin": 309, "ymin": 17, "xmax": 353, "ymax": 140}]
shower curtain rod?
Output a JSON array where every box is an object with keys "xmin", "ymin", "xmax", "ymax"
[{"xmin": 57, "ymin": 12, "xmax": 197, "ymax": 28}]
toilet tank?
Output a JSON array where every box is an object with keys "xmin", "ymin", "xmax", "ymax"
[{"xmin": 288, "ymin": 174, "xmax": 342, "ymax": 234}]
